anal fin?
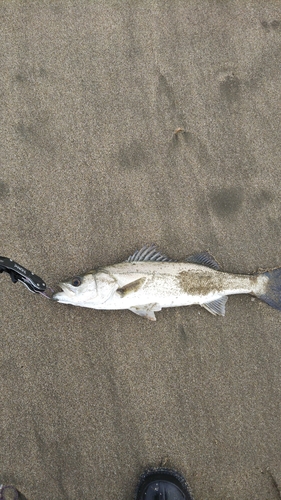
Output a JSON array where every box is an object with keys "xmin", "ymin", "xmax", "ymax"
[
  {"xmin": 129, "ymin": 303, "xmax": 162, "ymax": 321},
  {"xmin": 201, "ymin": 296, "xmax": 228, "ymax": 316}
]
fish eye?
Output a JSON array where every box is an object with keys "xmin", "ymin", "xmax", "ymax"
[{"xmin": 72, "ymin": 277, "xmax": 81, "ymax": 287}]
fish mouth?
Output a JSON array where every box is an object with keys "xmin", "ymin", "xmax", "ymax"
[{"xmin": 52, "ymin": 282, "xmax": 75, "ymax": 301}]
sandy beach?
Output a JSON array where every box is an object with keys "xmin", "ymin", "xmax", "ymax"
[{"xmin": 1, "ymin": 1, "xmax": 281, "ymax": 498}]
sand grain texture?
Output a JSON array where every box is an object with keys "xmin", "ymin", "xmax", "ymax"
[{"xmin": 1, "ymin": 1, "xmax": 281, "ymax": 499}]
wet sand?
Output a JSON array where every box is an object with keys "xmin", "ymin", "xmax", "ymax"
[{"xmin": 1, "ymin": 1, "xmax": 281, "ymax": 498}]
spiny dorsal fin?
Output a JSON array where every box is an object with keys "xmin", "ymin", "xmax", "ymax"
[
  {"xmin": 186, "ymin": 251, "xmax": 221, "ymax": 270},
  {"xmin": 127, "ymin": 245, "xmax": 173, "ymax": 263},
  {"xmin": 201, "ymin": 296, "xmax": 228, "ymax": 316}
]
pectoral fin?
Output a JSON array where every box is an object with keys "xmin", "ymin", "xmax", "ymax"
[
  {"xmin": 201, "ymin": 296, "xmax": 228, "ymax": 316},
  {"xmin": 117, "ymin": 278, "xmax": 146, "ymax": 297},
  {"xmin": 129, "ymin": 303, "xmax": 162, "ymax": 321}
]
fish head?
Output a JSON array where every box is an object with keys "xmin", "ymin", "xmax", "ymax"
[{"xmin": 52, "ymin": 271, "xmax": 98, "ymax": 306}]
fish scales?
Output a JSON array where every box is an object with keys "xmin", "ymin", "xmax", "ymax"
[
  {"xmin": 99, "ymin": 262, "xmax": 260, "ymax": 307},
  {"xmin": 52, "ymin": 245, "xmax": 281, "ymax": 321}
]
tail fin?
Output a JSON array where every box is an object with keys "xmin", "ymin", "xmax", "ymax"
[{"xmin": 256, "ymin": 268, "xmax": 281, "ymax": 310}]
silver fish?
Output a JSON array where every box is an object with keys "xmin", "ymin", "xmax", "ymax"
[{"xmin": 52, "ymin": 245, "xmax": 281, "ymax": 321}]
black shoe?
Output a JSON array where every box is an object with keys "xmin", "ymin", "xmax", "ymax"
[
  {"xmin": 135, "ymin": 467, "xmax": 194, "ymax": 500},
  {"xmin": 0, "ymin": 485, "xmax": 18, "ymax": 500}
]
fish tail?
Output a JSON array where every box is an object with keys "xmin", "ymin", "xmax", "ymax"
[{"xmin": 256, "ymin": 268, "xmax": 281, "ymax": 310}]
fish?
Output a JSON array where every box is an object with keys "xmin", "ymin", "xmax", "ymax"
[{"xmin": 52, "ymin": 245, "xmax": 281, "ymax": 321}]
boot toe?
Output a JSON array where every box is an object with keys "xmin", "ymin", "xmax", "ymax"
[{"xmin": 135, "ymin": 467, "xmax": 194, "ymax": 500}]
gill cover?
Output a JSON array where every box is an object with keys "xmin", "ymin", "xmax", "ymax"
[{"xmin": 53, "ymin": 269, "xmax": 118, "ymax": 307}]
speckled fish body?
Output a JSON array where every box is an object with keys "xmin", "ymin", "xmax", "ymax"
[{"xmin": 52, "ymin": 245, "xmax": 281, "ymax": 320}]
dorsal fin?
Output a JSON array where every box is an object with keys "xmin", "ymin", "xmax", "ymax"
[
  {"xmin": 186, "ymin": 251, "xmax": 221, "ymax": 270},
  {"xmin": 127, "ymin": 245, "xmax": 174, "ymax": 263}
]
